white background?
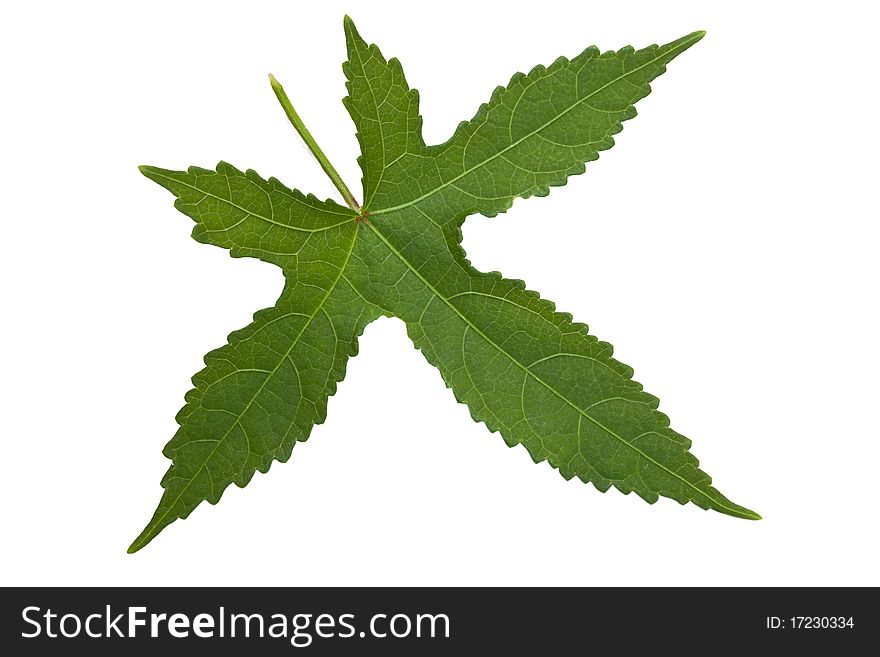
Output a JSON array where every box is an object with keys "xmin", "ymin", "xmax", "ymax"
[{"xmin": 2, "ymin": 0, "xmax": 878, "ymax": 586}]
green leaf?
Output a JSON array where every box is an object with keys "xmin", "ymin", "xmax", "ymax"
[{"xmin": 132, "ymin": 17, "xmax": 756, "ymax": 552}]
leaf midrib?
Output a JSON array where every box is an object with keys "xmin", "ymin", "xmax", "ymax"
[
  {"xmin": 367, "ymin": 34, "xmax": 701, "ymax": 217},
  {"xmin": 364, "ymin": 220, "xmax": 748, "ymax": 517}
]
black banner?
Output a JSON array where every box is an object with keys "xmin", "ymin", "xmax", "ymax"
[{"xmin": 1, "ymin": 587, "xmax": 872, "ymax": 654}]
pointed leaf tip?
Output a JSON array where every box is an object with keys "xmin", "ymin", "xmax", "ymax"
[
  {"xmin": 662, "ymin": 30, "xmax": 707, "ymax": 57},
  {"xmin": 719, "ymin": 501, "xmax": 761, "ymax": 521},
  {"xmin": 343, "ymin": 15, "xmax": 363, "ymax": 45},
  {"xmin": 127, "ymin": 534, "xmax": 147, "ymax": 554},
  {"xmin": 343, "ymin": 15, "xmax": 357, "ymax": 34},
  {"xmin": 128, "ymin": 513, "xmax": 168, "ymax": 553}
]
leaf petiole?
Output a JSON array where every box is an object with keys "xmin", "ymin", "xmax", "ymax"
[{"xmin": 269, "ymin": 73, "xmax": 361, "ymax": 213}]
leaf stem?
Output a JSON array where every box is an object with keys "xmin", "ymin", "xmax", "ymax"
[{"xmin": 269, "ymin": 73, "xmax": 361, "ymax": 213}]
